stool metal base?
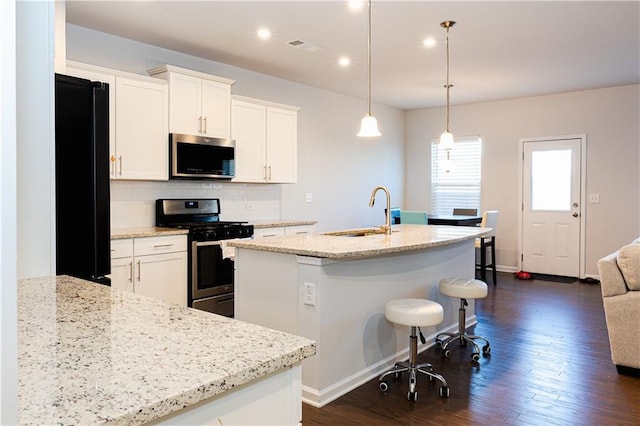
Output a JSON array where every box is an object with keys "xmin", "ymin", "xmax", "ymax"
[
  {"xmin": 379, "ymin": 326, "xmax": 449, "ymax": 401},
  {"xmin": 436, "ymin": 298, "xmax": 491, "ymax": 362}
]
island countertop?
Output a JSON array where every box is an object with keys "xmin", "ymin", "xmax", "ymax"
[
  {"xmin": 18, "ymin": 275, "xmax": 316, "ymax": 425},
  {"xmin": 228, "ymin": 224, "xmax": 490, "ymax": 259}
]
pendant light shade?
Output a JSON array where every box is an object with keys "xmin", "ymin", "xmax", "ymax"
[
  {"xmin": 440, "ymin": 20, "xmax": 456, "ymax": 149},
  {"xmin": 358, "ymin": 115, "xmax": 381, "ymax": 137},
  {"xmin": 358, "ymin": 0, "xmax": 381, "ymax": 138}
]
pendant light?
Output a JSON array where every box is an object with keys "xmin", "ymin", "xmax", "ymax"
[
  {"xmin": 357, "ymin": 0, "xmax": 381, "ymax": 137},
  {"xmin": 439, "ymin": 20, "xmax": 456, "ymax": 151}
]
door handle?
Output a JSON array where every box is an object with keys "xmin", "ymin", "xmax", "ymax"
[{"xmin": 572, "ymin": 212, "xmax": 579, "ymax": 217}]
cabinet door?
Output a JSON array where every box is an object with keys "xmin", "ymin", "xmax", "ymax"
[
  {"xmin": 65, "ymin": 65, "xmax": 118, "ymax": 178},
  {"xmin": 110, "ymin": 256, "xmax": 134, "ymax": 293},
  {"xmin": 135, "ymin": 251, "xmax": 187, "ymax": 306},
  {"xmin": 231, "ymin": 100, "xmax": 267, "ymax": 183},
  {"xmin": 168, "ymin": 72, "xmax": 201, "ymax": 135},
  {"xmin": 115, "ymin": 77, "xmax": 169, "ymax": 180},
  {"xmin": 266, "ymin": 107, "xmax": 297, "ymax": 183},
  {"xmin": 201, "ymin": 79, "xmax": 231, "ymax": 139}
]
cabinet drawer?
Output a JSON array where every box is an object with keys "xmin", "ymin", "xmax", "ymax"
[
  {"xmin": 284, "ymin": 225, "xmax": 315, "ymax": 236},
  {"xmin": 253, "ymin": 227, "xmax": 285, "ymax": 238},
  {"xmin": 134, "ymin": 235, "xmax": 187, "ymax": 256},
  {"xmin": 111, "ymin": 238, "xmax": 133, "ymax": 259}
]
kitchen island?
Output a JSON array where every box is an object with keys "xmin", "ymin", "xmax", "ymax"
[
  {"xmin": 229, "ymin": 224, "xmax": 489, "ymax": 407},
  {"xmin": 18, "ymin": 275, "xmax": 316, "ymax": 425}
]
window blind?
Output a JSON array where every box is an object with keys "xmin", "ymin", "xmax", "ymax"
[{"xmin": 431, "ymin": 136, "xmax": 482, "ymax": 215}]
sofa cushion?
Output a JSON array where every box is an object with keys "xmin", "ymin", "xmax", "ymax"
[{"xmin": 617, "ymin": 244, "xmax": 640, "ymax": 291}]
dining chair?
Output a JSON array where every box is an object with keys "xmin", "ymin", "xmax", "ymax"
[
  {"xmin": 452, "ymin": 208, "xmax": 478, "ymax": 216},
  {"xmin": 476, "ymin": 210, "xmax": 499, "ymax": 284},
  {"xmin": 400, "ymin": 210, "xmax": 428, "ymax": 224}
]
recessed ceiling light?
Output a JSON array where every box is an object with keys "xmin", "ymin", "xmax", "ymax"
[
  {"xmin": 257, "ymin": 28, "xmax": 271, "ymax": 40},
  {"xmin": 348, "ymin": 1, "xmax": 364, "ymax": 11},
  {"xmin": 339, "ymin": 57, "xmax": 351, "ymax": 67},
  {"xmin": 423, "ymin": 37, "xmax": 437, "ymax": 48}
]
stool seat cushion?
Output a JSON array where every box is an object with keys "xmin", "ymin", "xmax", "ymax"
[
  {"xmin": 385, "ymin": 298, "xmax": 444, "ymax": 327},
  {"xmin": 439, "ymin": 278, "xmax": 488, "ymax": 299}
]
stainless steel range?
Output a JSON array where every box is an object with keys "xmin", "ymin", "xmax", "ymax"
[{"xmin": 155, "ymin": 198, "xmax": 253, "ymax": 317}]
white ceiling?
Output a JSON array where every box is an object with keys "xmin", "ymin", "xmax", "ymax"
[{"xmin": 65, "ymin": 0, "xmax": 640, "ymax": 110}]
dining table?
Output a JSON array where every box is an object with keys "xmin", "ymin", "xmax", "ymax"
[{"xmin": 427, "ymin": 214, "xmax": 482, "ymax": 226}]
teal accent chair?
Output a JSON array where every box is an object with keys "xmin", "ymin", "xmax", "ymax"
[{"xmin": 400, "ymin": 210, "xmax": 428, "ymax": 225}]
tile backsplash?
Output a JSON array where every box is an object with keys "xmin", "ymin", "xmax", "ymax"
[{"xmin": 110, "ymin": 180, "xmax": 281, "ymax": 229}]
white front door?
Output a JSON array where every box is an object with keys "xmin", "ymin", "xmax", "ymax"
[{"xmin": 521, "ymin": 136, "xmax": 585, "ymax": 277}]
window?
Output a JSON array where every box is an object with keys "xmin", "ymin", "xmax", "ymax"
[{"xmin": 431, "ymin": 136, "xmax": 482, "ymax": 215}]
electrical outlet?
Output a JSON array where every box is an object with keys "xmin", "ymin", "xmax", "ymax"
[
  {"xmin": 305, "ymin": 193, "xmax": 313, "ymax": 203},
  {"xmin": 303, "ymin": 282, "xmax": 316, "ymax": 306},
  {"xmin": 588, "ymin": 193, "xmax": 600, "ymax": 203}
]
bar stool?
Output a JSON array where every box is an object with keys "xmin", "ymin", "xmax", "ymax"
[
  {"xmin": 379, "ymin": 298, "xmax": 450, "ymax": 401},
  {"xmin": 436, "ymin": 278, "xmax": 491, "ymax": 362}
]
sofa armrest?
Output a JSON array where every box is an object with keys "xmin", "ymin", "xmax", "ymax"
[{"xmin": 597, "ymin": 252, "xmax": 628, "ymax": 297}]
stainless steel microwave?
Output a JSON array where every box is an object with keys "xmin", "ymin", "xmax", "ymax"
[{"xmin": 169, "ymin": 133, "xmax": 235, "ymax": 179}]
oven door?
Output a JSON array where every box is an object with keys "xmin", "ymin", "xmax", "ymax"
[{"xmin": 192, "ymin": 240, "xmax": 234, "ymax": 301}]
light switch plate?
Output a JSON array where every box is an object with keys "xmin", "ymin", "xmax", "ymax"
[
  {"xmin": 305, "ymin": 193, "xmax": 313, "ymax": 203},
  {"xmin": 303, "ymin": 282, "xmax": 316, "ymax": 306}
]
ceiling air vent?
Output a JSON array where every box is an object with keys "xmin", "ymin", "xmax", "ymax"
[{"xmin": 287, "ymin": 39, "xmax": 325, "ymax": 53}]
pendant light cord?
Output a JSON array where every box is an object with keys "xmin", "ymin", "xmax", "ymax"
[
  {"xmin": 445, "ymin": 24, "xmax": 451, "ymax": 133},
  {"xmin": 367, "ymin": 0, "xmax": 372, "ymax": 116}
]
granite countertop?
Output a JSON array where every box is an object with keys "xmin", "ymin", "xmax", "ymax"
[
  {"xmin": 111, "ymin": 226, "xmax": 188, "ymax": 239},
  {"xmin": 18, "ymin": 276, "xmax": 316, "ymax": 425},
  {"xmin": 249, "ymin": 219, "xmax": 317, "ymax": 229},
  {"xmin": 229, "ymin": 224, "xmax": 490, "ymax": 259}
]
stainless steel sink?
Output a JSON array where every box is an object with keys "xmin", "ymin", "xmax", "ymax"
[{"xmin": 323, "ymin": 227, "xmax": 392, "ymax": 237}]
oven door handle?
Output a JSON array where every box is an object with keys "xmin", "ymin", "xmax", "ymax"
[{"xmin": 194, "ymin": 240, "xmax": 223, "ymax": 248}]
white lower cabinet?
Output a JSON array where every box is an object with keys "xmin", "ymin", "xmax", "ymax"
[
  {"xmin": 284, "ymin": 225, "xmax": 315, "ymax": 236},
  {"xmin": 253, "ymin": 225, "xmax": 315, "ymax": 239},
  {"xmin": 253, "ymin": 228, "xmax": 286, "ymax": 239},
  {"xmin": 110, "ymin": 235, "xmax": 187, "ymax": 306}
]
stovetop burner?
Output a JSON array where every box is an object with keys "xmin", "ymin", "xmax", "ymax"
[{"xmin": 156, "ymin": 198, "xmax": 254, "ymax": 241}]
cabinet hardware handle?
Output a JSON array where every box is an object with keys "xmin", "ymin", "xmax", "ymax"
[
  {"xmin": 268, "ymin": 165, "xmax": 272, "ymax": 180},
  {"xmin": 110, "ymin": 155, "xmax": 116, "ymax": 177},
  {"xmin": 203, "ymin": 116, "xmax": 207, "ymax": 133},
  {"xmin": 118, "ymin": 155, "xmax": 123, "ymax": 176},
  {"xmin": 128, "ymin": 261, "xmax": 133, "ymax": 283},
  {"xmin": 136, "ymin": 260, "xmax": 141, "ymax": 281},
  {"xmin": 198, "ymin": 116, "xmax": 202, "ymax": 133},
  {"xmin": 154, "ymin": 244, "xmax": 174, "ymax": 248},
  {"xmin": 263, "ymin": 165, "xmax": 267, "ymax": 180}
]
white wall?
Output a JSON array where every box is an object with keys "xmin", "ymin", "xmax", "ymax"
[
  {"xmin": 65, "ymin": 24, "xmax": 406, "ymax": 232},
  {"xmin": 1, "ymin": 0, "xmax": 18, "ymax": 422},
  {"xmin": 405, "ymin": 85, "xmax": 640, "ymax": 276}
]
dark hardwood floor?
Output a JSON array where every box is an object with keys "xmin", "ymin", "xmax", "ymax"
[{"xmin": 302, "ymin": 272, "xmax": 640, "ymax": 425}]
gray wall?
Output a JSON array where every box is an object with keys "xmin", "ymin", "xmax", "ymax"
[{"xmin": 405, "ymin": 85, "xmax": 640, "ymax": 276}]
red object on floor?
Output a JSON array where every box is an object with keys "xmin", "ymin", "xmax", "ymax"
[{"xmin": 514, "ymin": 271, "xmax": 532, "ymax": 280}]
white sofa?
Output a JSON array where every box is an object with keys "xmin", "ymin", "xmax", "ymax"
[{"xmin": 596, "ymin": 237, "xmax": 640, "ymax": 375}]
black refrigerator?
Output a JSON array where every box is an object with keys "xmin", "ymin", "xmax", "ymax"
[{"xmin": 55, "ymin": 73, "xmax": 111, "ymax": 284}]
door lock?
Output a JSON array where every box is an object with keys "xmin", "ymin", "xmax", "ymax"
[{"xmin": 572, "ymin": 212, "xmax": 579, "ymax": 217}]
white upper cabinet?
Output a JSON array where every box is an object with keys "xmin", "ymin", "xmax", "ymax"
[
  {"xmin": 115, "ymin": 77, "xmax": 168, "ymax": 180},
  {"xmin": 231, "ymin": 95, "xmax": 299, "ymax": 183},
  {"xmin": 66, "ymin": 61, "xmax": 169, "ymax": 181},
  {"xmin": 148, "ymin": 65, "xmax": 234, "ymax": 139}
]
